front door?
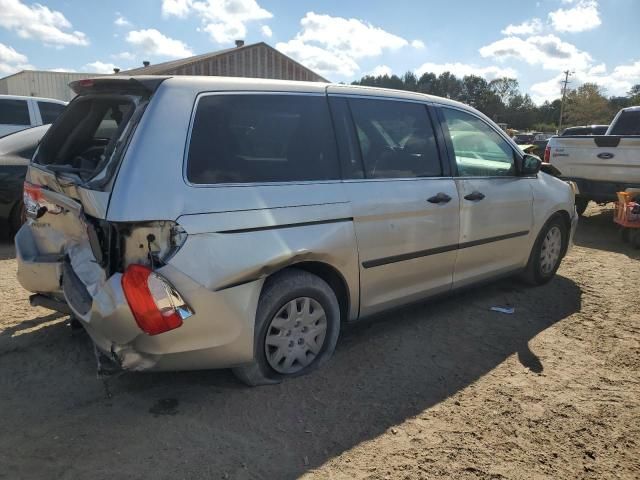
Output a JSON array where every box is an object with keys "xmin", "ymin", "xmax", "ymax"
[
  {"xmin": 328, "ymin": 94, "xmax": 460, "ymax": 316},
  {"xmin": 438, "ymin": 106, "xmax": 534, "ymax": 288}
]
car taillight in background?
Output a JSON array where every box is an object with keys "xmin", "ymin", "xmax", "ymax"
[
  {"xmin": 122, "ymin": 264, "xmax": 194, "ymax": 335},
  {"xmin": 544, "ymin": 145, "xmax": 551, "ymax": 163}
]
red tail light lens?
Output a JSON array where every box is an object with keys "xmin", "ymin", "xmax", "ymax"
[
  {"xmin": 23, "ymin": 181, "xmax": 43, "ymax": 217},
  {"xmin": 122, "ymin": 264, "xmax": 193, "ymax": 335},
  {"xmin": 544, "ymin": 145, "xmax": 551, "ymax": 163}
]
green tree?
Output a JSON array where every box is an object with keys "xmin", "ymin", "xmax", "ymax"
[
  {"xmin": 489, "ymin": 77, "xmax": 520, "ymax": 105},
  {"xmin": 628, "ymin": 84, "xmax": 640, "ymax": 105},
  {"xmin": 565, "ymin": 83, "xmax": 613, "ymax": 126}
]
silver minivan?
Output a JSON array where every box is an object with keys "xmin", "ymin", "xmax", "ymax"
[{"xmin": 16, "ymin": 76, "xmax": 578, "ymax": 385}]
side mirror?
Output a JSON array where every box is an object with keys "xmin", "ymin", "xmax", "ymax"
[{"xmin": 519, "ymin": 154, "xmax": 542, "ymax": 175}]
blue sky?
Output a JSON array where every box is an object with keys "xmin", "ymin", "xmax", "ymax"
[{"xmin": 0, "ymin": 0, "xmax": 638, "ymax": 103}]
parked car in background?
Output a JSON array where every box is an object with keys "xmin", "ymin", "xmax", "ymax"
[
  {"xmin": 16, "ymin": 76, "xmax": 577, "ymax": 385},
  {"xmin": 0, "ymin": 95, "xmax": 66, "ymax": 137},
  {"xmin": 546, "ymin": 106, "xmax": 640, "ymax": 215},
  {"xmin": 513, "ymin": 133, "xmax": 538, "ymax": 144},
  {"xmin": 561, "ymin": 125, "xmax": 609, "ymax": 136},
  {"xmin": 0, "ymin": 125, "xmax": 50, "ymax": 233}
]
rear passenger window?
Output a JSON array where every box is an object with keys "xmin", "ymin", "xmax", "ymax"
[
  {"xmin": 0, "ymin": 99, "xmax": 30, "ymax": 125},
  {"xmin": 37, "ymin": 102, "xmax": 66, "ymax": 124},
  {"xmin": 348, "ymin": 98, "xmax": 441, "ymax": 178},
  {"xmin": 187, "ymin": 94, "xmax": 340, "ymax": 184}
]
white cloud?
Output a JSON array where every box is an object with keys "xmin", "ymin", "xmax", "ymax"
[
  {"xmin": 276, "ymin": 12, "xmax": 410, "ymax": 79},
  {"xmin": 0, "ymin": 42, "xmax": 32, "ymax": 75},
  {"xmin": 548, "ymin": 0, "xmax": 601, "ymax": 33},
  {"xmin": 162, "ymin": 0, "xmax": 272, "ymax": 44},
  {"xmin": 48, "ymin": 67, "xmax": 76, "ymax": 72},
  {"xmin": 530, "ymin": 59, "xmax": 640, "ymax": 103},
  {"xmin": 114, "ymin": 13, "xmax": 132, "ymax": 27},
  {"xmin": 162, "ymin": 0, "xmax": 192, "ymax": 18},
  {"xmin": 479, "ymin": 34, "xmax": 592, "ymax": 71},
  {"xmin": 415, "ymin": 62, "xmax": 518, "ymax": 80},
  {"xmin": 261, "ymin": 25, "xmax": 272, "ymax": 38},
  {"xmin": 112, "ymin": 51, "xmax": 135, "ymax": 61},
  {"xmin": 411, "ymin": 39, "xmax": 425, "ymax": 49},
  {"xmin": 0, "ymin": 0, "xmax": 88, "ymax": 46},
  {"xmin": 275, "ymin": 39, "xmax": 359, "ymax": 77},
  {"xmin": 368, "ymin": 65, "xmax": 393, "ymax": 77},
  {"xmin": 501, "ymin": 18, "xmax": 543, "ymax": 36},
  {"xmin": 84, "ymin": 61, "xmax": 117, "ymax": 74},
  {"xmin": 126, "ymin": 29, "xmax": 193, "ymax": 59}
]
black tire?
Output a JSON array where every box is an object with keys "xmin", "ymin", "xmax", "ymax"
[
  {"xmin": 9, "ymin": 200, "xmax": 25, "ymax": 235},
  {"xmin": 575, "ymin": 197, "xmax": 589, "ymax": 216},
  {"xmin": 232, "ymin": 268, "xmax": 341, "ymax": 386},
  {"xmin": 521, "ymin": 215, "xmax": 568, "ymax": 286},
  {"xmin": 630, "ymin": 229, "xmax": 640, "ymax": 250}
]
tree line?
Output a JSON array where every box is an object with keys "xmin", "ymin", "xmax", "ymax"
[{"xmin": 351, "ymin": 71, "xmax": 640, "ymax": 132}]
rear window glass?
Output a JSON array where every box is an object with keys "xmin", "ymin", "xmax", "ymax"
[
  {"xmin": 186, "ymin": 94, "xmax": 340, "ymax": 184},
  {"xmin": 348, "ymin": 98, "xmax": 441, "ymax": 178},
  {"xmin": 0, "ymin": 99, "xmax": 30, "ymax": 125},
  {"xmin": 609, "ymin": 111, "xmax": 640, "ymax": 135},
  {"xmin": 35, "ymin": 96, "xmax": 135, "ymax": 178},
  {"xmin": 37, "ymin": 102, "xmax": 66, "ymax": 124}
]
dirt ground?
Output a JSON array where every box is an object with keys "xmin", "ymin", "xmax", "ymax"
[{"xmin": 0, "ymin": 204, "xmax": 638, "ymax": 480}]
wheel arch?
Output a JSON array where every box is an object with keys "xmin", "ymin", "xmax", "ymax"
[
  {"xmin": 266, "ymin": 261, "xmax": 352, "ymax": 325},
  {"xmin": 552, "ymin": 209, "xmax": 572, "ymax": 257}
]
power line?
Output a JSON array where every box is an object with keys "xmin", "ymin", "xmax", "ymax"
[{"xmin": 558, "ymin": 70, "xmax": 572, "ymax": 132}]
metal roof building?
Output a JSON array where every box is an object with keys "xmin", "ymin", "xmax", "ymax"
[
  {"xmin": 0, "ymin": 42, "xmax": 326, "ymax": 102},
  {"xmin": 120, "ymin": 41, "xmax": 328, "ymax": 82},
  {"xmin": 0, "ymin": 70, "xmax": 107, "ymax": 101}
]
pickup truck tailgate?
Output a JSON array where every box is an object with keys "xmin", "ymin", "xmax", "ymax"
[{"xmin": 549, "ymin": 136, "xmax": 640, "ymax": 183}]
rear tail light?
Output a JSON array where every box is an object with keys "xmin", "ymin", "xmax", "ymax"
[
  {"xmin": 122, "ymin": 264, "xmax": 194, "ymax": 335},
  {"xmin": 23, "ymin": 181, "xmax": 62, "ymax": 218},
  {"xmin": 544, "ymin": 145, "xmax": 551, "ymax": 163}
]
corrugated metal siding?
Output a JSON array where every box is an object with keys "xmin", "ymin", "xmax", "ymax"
[
  {"xmin": 159, "ymin": 45, "xmax": 325, "ymax": 82},
  {"xmin": 0, "ymin": 71, "xmax": 107, "ymax": 101}
]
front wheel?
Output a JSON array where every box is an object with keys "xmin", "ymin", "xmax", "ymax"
[
  {"xmin": 232, "ymin": 269, "xmax": 341, "ymax": 386},
  {"xmin": 522, "ymin": 216, "xmax": 567, "ymax": 285}
]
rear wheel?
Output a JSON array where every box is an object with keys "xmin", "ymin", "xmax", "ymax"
[
  {"xmin": 575, "ymin": 197, "xmax": 589, "ymax": 216},
  {"xmin": 522, "ymin": 216, "xmax": 567, "ymax": 285},
  {"xmin": 232, "ymin": 269, "xmax": 340, "ymax": 386}
]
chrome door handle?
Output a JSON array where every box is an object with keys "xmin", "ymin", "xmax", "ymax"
[
  {"xmin": 427, "ymin": 192, "xmax": 452, "ymax": 204},
  {"xmin": 464, "ymin": 191, "xmax": 485, "ymax": 201}
]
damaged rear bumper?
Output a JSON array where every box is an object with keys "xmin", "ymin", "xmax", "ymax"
[{"xmin": 15, "ymin": 223, "xmax": 260, "ymax": 372}]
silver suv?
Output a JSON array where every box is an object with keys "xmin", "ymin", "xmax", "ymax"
[{"xmin": 16, "ymin": 76, "xmax": 577, "ymax": 385}]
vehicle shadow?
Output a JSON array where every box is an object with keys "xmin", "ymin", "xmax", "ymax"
[
  {"xmin": 0, "ymin": 273, "xmax": 582, "ymax": 479},
  {"xmin": 574, "ymin": 205, "xmax": 640, "ymax": 259}
]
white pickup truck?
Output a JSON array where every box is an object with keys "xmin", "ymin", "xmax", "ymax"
[{"xmin": 545, "ymin": 106, "xmax": 640, "ymax": 215}]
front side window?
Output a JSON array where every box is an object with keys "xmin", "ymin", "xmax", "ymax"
[
  {"xmin": 0, "ymin": 99, "xmax": 30, "ymax": 126},
  {"xmin": 348, "ymin": 98, "xmax": 442, "ymax": 179},
  {"xmin": 442, "ymin": 108, "xmax": 516, "ymax": 177},
  {"xmin": 187, "ymin": 94, "xmax": 339, "ymax": 184},
  {"xmin": 37, "ymin": 102, "xmax": 66, "ymax": 124}
]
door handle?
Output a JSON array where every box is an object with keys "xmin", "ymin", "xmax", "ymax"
[
  {"xmin": 464, "ymin": 191, "xmax": 485, "ymax": 201},
  {"xmin": 427, "ymin": 192, "xmax": 452, "ymax": 204}
]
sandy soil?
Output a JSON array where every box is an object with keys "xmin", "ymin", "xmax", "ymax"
[{"xmin": 0, "ymin": 204, "xmax": 638, "ymax": 479}]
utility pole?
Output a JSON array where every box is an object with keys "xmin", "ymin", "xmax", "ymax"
[{"xmin": 558, "ymin": 70, "xmax": 572, "ymax": 132}]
